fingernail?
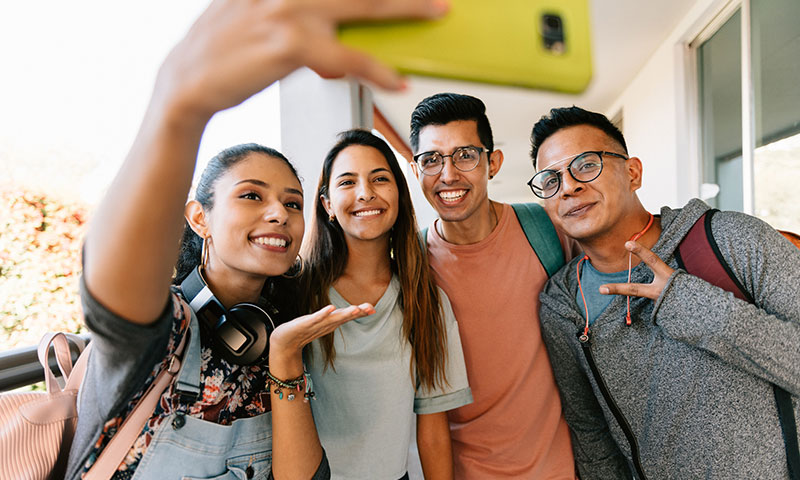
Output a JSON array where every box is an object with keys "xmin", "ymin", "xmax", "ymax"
[
  {"xmin": 432, "ymin": 0, "xmax": 450, "ymax": 15},
  {"xmin": 599, "ymin": 286, "xmax": 609, "ymax": 294},
  {"xmin": 397, "ymin": 77, "xmax": 409, "ymax": 91}
]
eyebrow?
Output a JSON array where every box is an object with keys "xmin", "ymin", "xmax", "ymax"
[
  {"xmin": 419, "ymin": 145, "xmax": 479, "ymax": 155},
  {"xmin": 335, "ymin": 167, "xmax": 392, "ymax": 180},
  {"xmin": 234, "ymin": 179, "xmax": 302, "ymax": 196}
]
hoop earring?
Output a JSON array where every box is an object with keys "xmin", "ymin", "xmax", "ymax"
[
  {"xmin": 201, "ymin": 236, "xmax": 210, "ymax": 270},
  {"xmin": 282, "ymin": 254, "xmax": 305, "ymax": 279},
  {"xmin": 389, "ymin": 228, "xmax": 395, "ymax": 261}
]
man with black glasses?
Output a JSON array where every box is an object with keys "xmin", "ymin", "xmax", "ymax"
[
  {"xmin": 408, "ymin": 93, "xmax": 577, "ymax": 479},
  {"xmin": 530, "ymin": 105, "xmax": 800, "ymax": 479}
]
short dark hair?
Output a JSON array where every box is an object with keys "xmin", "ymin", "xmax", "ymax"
[
  {"xmin": 530, "ymin": 106, "xmax": 627, "ymax": 168},
  {"xmin": 409, "ymin": 93, "xmax": 494, "ymax": 153}
]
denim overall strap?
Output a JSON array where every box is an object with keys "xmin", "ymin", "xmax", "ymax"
[
  {"xmin": 174, "ymin": 306, "xmax": 202, "ymax": 402},
  {"xmin": 130, "ymin": 306, "xmax": 274, "ymax": 479}
]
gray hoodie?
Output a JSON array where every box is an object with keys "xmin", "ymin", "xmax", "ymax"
[{"xmin": 539, "ymin": 198, "xmax": 800, "ymax": 479}]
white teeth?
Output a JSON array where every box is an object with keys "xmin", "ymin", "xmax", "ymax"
[
  {"xmin": 253, "ymin": 237, "xmax": 287, "ymax": 247},
  {"xmin": 439, "ymin": 190, "xmax": 466, "ymax": 201},
  {"xmin": 354, "ymin": 209, "xmax": 381, "ymax": 217}
]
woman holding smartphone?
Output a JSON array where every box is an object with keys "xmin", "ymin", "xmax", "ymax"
[
  {"xmin": 66, "ymin": 0, "xmax": 447, "ymax": 478},
  {"xmin": 302, "ymin": 130, "xmax": 472, "ymax": 480}
]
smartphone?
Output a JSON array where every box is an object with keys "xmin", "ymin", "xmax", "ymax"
[{"xmin": 338, "ymin": 0, "xmax": 592, "ymax": 93}]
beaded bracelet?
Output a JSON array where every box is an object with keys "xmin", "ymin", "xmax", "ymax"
[{"xmin": 266, "ymin": 370, "xmax": 316, "ymax": 402}]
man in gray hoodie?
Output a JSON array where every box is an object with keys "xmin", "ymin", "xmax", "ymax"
[{"xmin": 529, "ymin": 106, "xmax": 800, "ymax": 479}]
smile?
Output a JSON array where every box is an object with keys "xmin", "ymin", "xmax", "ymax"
[
  {"xmin": 564, "ymin": 203, "xmax": 595, "ymax": 217},
  {"xmin": 251, "ymin": 236, "xmax": 288, "ymax": 248},
  {"xmin": 353, "ymin": 209, "xmax": 383, "ymax": 217},
  {"xmin": 437, "ymin": 189, "xmax": 467, "ymax": 203}
]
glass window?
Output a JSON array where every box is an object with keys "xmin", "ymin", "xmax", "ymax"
[
  {"xmin": 698, "ymin": 10, "xmax": 742, "ymax": 211},
  {"xmin": 752, "ymin": 0, "xmax": 800, "ymax": 232}
]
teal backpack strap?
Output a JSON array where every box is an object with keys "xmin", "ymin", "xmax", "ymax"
[{"xmin": 511, "ymin": 203, "xmax": 564, "ymax": 278}]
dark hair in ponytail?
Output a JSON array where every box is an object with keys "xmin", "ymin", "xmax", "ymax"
[{"xmin": 172, "ymin": 143, "xmax": 299, "ymax": 290}]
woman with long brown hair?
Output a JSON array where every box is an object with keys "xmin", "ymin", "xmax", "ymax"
[
  {"xmin": 302, "ymin": 129, "xmax": 472, "ymax": 479},
  {"xmin": 64, "ymin": 0, "xmax": 449, "ymax": 477}
]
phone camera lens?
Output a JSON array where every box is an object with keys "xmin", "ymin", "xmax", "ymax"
[{"xmin": 541, "ymin": 14, "xmax": 565, "ymax": 55}]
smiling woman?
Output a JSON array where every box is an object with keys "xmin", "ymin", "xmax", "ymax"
[
  {"xmin": 322, "ymin": 144, "xmax": 400, "ymax": 245},
  {"xmin": 178, "ymin": 145, "xmax": 305, "ymax": 292},
  {"xmin": 0, "ymin": 1, "xmax": 281, "ymax": 354},
  {"xmin": 45, "ymin": 0, "xmax": 450, "ymax": 478},
  {"xmin": 301, "ymin": 129, "xmax": 472, "ymax": 480}
]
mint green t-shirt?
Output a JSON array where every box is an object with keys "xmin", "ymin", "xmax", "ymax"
[{"xmin": 306, "ymin": 276, "xmax": 472, "ymax": 479}]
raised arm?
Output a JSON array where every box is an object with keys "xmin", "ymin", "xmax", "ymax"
[{"xmin": 83, "ymin": 0, "xmax": 448, "ymax": 325}]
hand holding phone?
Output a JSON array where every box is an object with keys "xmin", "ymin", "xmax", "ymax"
[{"xmin": 339, "ymin": 0, "xmax": 592, "ymax": 93}]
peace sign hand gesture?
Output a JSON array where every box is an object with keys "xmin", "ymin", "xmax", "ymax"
[{"xmin": 599, "ymin": 241, "xmax": 675, "ymax": 301}]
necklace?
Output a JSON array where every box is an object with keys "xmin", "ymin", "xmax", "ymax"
[{"xmin": 576, "ymin": 212, "xmax": 655, "ymax": 342}]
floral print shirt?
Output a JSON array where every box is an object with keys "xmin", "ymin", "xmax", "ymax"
[{"xmin": 79, "ymin": 293, "xmax": 272, "ymax": 478}]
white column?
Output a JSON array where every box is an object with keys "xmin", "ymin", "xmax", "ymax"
[
  {"xmin": 740, "ymin": 0, "xmax": 755, "ymax": 215},
  {"xmin": 279, "ymin": 68, "xmax": 373, "ymax": 222}
]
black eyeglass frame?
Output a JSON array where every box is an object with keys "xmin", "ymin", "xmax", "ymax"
[
  {"xmin": 527, "ymin": 150, "xmax": 628, "ymax": 199},
  {"xmin": 412, "ymin": 146, "xmax": 489, "ymax": 176}
]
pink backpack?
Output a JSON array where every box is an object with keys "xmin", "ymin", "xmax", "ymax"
[
  {"xmin": 0, "ymin": 301, "xmax": 190, "ymax": 480},
  {"xmin": 0, "ymin": 332, "xmax": 87, "ymax": 479}
]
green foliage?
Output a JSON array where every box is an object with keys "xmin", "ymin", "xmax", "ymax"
[{"xmin": 1, "ymin": 189, "xmax": 89, "ymax": 350}]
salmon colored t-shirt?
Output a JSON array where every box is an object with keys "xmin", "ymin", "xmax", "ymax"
[{"xmin": 425, "ymin": 203, "xmax": 576, "ymax": 479}]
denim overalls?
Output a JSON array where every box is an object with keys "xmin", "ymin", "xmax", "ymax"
[{"xmin": 131, "ymin": 310, "xmax": 273, "ymax": 480}]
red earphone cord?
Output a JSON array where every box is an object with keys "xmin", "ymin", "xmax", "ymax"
[{"xmin": 576, "ymin": 212, "xmax": 654, "ymax": 340}]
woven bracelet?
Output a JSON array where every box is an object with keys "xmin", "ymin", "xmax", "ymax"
[{"xmin": 266, "ymin": 370, "xmax": 316, "ymax": 402}]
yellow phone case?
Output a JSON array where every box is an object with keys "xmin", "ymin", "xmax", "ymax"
[{"xmin": 339, "ymin": 0, "xmax": 592, "ymax": 93}]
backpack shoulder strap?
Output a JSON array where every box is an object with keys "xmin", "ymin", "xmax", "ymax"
[
  {"xmin": 676, "ymin": 208, "xmax": 799, "ymax": 479},
  {"xmin": 511, "ymin": 203, "xmax": 565, "ymax": 278},
  {"xmin": 85, "ymin": 300, "xmax": 192, "ymax": 480},
  {"xmin": 675, "ymin": 209, "xmax": 751, "ymax": 302}
]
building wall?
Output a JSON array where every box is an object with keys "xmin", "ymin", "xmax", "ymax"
[{"xmin": 605, "ymin": 0, "xmax": 730, "ymax": 211}]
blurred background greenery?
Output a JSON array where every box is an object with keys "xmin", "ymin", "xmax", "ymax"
[{"xmin": 1, "ymin": 189, "xmax": 88, "ymax": 350}]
